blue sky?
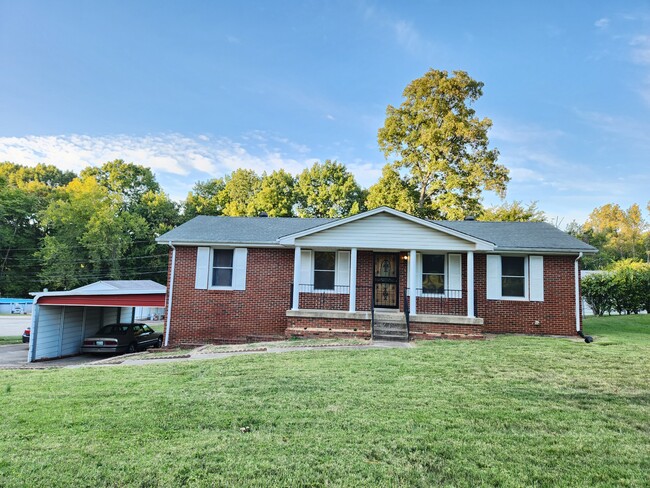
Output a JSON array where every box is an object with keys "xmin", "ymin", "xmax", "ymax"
[{"xmin": 1, "ymin": 1, "xmax": 649, "ymax": 224}]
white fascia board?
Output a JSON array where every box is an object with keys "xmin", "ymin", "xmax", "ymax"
[
  {"xmin": 30, "ymin": 288, "xmax": 165, "ymax": 304},
  {"xmin": 154, "ymin": 240, "xmax": 283, "ymax": 248},
  {"xmin": 277, "ymin": 206, "xmax": 495, "ymax": 250},
  {"xmin": 491, "ymin": 248, "xmax": 598, "ymax": 255}
]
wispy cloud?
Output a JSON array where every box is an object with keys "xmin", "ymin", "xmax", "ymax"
[
  {"xmin": 594, "ymin": 17, "xmax": 610, "ymax": 29},
  {"xmin": 0, "ymin": 133, "xmax": 320, "ymax": 200},
  {"xmin": 361, "ymin": 2, "xmax": 439, "ymax": 58},
  {"xmin": 0, "ymin": 132, "xmax": 385, "ymax": 200}
]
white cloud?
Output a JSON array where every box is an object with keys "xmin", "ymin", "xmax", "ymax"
[
  {"xmin": 361, "ymin": 2, "xmax": 438, "ymax": 57},
  {"xmin": 0, "ymin": 132, "xmax": 321, "ymax": 201},
  {"xmin": 630, "ymin": 34, "xmax": 650, "ymax": 65},
  {"xmin": 594, "ymin": 17, "xmax": 610, "ymax": 28}
]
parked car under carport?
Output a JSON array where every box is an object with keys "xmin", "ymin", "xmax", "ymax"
[{"xmin": 81, "ymin": 323, "xmax": 163, "ymax": 354}]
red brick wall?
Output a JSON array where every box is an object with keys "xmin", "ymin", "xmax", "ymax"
[
  {"xmin": 166, "ymin": 247, "xmax": 581, "ymax": 343},
  {"xmin": 474, "ymin": 254, "xmax": 578, "ymax": 336},
  {"xmin": 166, "ymin": 247, "xmax": 294, "ymax": 344}
]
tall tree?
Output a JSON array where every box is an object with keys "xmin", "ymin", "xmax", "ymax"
[
  {"xmin": 478, "ymin": 201, "xmax": 546, "ymax": 222},
  {"xmin": 221, "ymin": 169, "xmax": 262, "ymax": 216},
  {"xmin": 184, "ymin": 178, "xmax": 227, "ymax": 218},
  {"xmin": 0, "ymin": 163, "xmax": 77, "ymax": 296},
  {"xmin": 81, "ymin": 160, "xmax": 160, "ymax": 212},
  {"xmin": 37, "ymin": 177, "xmax": 149, "ymax": 289},
  {"xmin": 248, "ymin": 169, "xmax": 297, "ymax": 217},
  {"xmin": 378, "ymin": 69, "xmax": 509, "ymax": 219},
  {"xmin": 295, "ymin": 160, "xmax": 363, "ymax": 218},
  {"xmin": 365, "ymin": 164, "xmax": 418, "ymax": 214}
]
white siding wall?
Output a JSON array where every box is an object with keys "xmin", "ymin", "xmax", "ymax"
[
  {"xmin": 120, "ymin": 307, "xmax": 135, "ymax": 323},
  {"xmin": 32, "ymin": 306, "xmax": 63, "ymax": 360},
  {"xmin": 60, "ymin": 307, "xmax": 84, "ymax": 356},
  {"xmin": 295, "ymin": 213, "xmax": 476, "ymax": 250}
]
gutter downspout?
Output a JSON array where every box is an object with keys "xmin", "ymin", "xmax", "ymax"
[
  {"xmin": 164, "ymin": 242, "xmax": 176, "ymax": 347},
  {"xmin": 575, "ymin": 252, "xmax": 583, "ymax": 334}
]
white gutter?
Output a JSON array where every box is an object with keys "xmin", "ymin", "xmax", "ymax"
[
  {"xmin": 575, "ymin": 252, "xmax": 583, "ymax": 333},
  {"xmin": 164, "ymin": 242, "xmax": 176, "ymax": 347}
]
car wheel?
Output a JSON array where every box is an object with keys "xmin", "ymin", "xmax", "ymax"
[
  {"xmin": 155, "ymin": 337, "xmax": 163, "ymax": 348},
  {"xmin": 126, "ymin": 342, "xmax": 137, "ymax": 354}
]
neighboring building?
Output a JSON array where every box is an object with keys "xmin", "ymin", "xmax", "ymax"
[
  {"xmin": 0, "ymin": 298, "xmax": 33, "ymax": 315},
  {"xmin": 156, "ymin": 207, "xmax": 597, "ymax": 344}
]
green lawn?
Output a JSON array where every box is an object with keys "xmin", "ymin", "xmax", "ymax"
[
  {"xmin": 0, "ymin": 316, "xmax": 648, "ymax": 487},
  {"xmin": 0, "ymin": 336, "xmax": 22, "ymax": 345}
]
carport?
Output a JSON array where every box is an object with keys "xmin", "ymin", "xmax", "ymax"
[{"xmin": 28, "ymin": 280, "xmax": 166, "ymax": 362}]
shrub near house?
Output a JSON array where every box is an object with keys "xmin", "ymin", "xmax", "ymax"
[{"xmin": 582, "ymin": 260, "xmax": 650, "ymax": 315}]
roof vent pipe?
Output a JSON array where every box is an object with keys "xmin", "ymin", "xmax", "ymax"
[
  {"xmin": 259, "ymin": 211, "xmax": 268, "ymax": 217},
  {"xmin": 464, "ymin": 216, "xmax": 476, "ymax": 221}
]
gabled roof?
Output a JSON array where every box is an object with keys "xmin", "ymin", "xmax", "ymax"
[
  {"xmin": 156, "ymin": 207, "xmax": 597, "ymax": 254},
  {"xmin": 156, "ymin": 215, "xmax": 334, "ymax": 246},
  {"xmin": 276, "ymin": 207, "xmax": 494, "ymax": 249},
  {"xmin": 30, "ymin": 280, "xmax": 166, "ymax": 301},
  {"xmin": 435, "ymin": 221, "xmax": 597, "ymax": 253}
]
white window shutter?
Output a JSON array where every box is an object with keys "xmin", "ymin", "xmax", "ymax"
[
  {"xmin": 486, "ymin": 254, "xmax": 501, "ymax": 300},
  {"xmin": 335, "ymin": 251, "xmax": 350, "ymax": 292},
  {"xmin": 529, "ymin": 255, "xmax": 544, "ymax": 301},
  {"xmin": 448, "ymin": 254, "xmax": 462, "ymax": 293},
  {"xmin": 195, "ymin": 247, "xmax": 210, "ymax": 289},
  {"xmin": 232, "ymin": 248, "xmax": 248, "ymax": 290},
  {"xmin": 300, "ymin": 250, "xmax": 312, "ymax": 287}
]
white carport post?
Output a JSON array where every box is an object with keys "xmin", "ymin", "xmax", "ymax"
[
  {"xmin": 292, "ymin": 247, "xmax": 301, "ymax": 310},
  {"xmin": 467, "ymin": 251, "xmax": 475, "ymax": 317},
  {"xmin": 409, "ymin": 249, "xmax": 417, "ymax": 316},
  {"xmin": 349, "ymin": 248, "xmax": 357, "ymax": 312}
]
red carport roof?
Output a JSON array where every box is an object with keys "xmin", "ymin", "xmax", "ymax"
[
  {"xmin": 37, "ymin": 293, "xmax": 166, "ymax": 307},
  {"xmin": 31, "ymin": 280, "xmax": 166, "ymax": 307}
]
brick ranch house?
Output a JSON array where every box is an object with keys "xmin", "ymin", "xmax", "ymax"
[{"xmin": 156, "ymin": 206, "xmax": 596, "ymax": 345}]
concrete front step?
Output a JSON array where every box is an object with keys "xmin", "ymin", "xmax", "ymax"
[{"xmin": 374, "ymin": 333, "xmax": 409, "ymax": 341}]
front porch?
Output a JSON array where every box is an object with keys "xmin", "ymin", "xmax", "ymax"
[{"xmin": 286, "ymin": 248, "xmax": 484, "ymax": 341}]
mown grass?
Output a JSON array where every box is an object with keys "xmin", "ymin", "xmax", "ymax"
[
  {"xmin": 0, "ymin": 315, "xmax": 648, "ymax": 487},
  {"xmin": 0, "ymin": 336, "xmax": 22, "ymax": 345}
]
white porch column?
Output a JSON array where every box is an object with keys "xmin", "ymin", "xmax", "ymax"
[
  {"xmin": 409, "ymin": 249, "xmax": 417, "ymax": 315},
  {"xmin": 349, "ymin": 248, "xmax": 357, "ymax": 312},
  {"xmin": 467, "ymin": 251, "xmax": 475, "ymax": 317},
  {"xmin": 292, "ymin": 247, "xmax": 301, "ymax": 310}
]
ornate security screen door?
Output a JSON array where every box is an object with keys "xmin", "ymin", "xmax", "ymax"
[{"xmin": 373, "ymin": 253, "xmax": 399, "ymax": 308}]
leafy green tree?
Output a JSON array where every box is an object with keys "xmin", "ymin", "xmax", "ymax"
[
  {"xmin": 0, "ymin": 163, "xmax": 76, "ymax": 296},
  {"xmin": 582, "ymin": 203, "xmax": 648, "ymax": 262},
  {"xmin": 365, "ymin": 165, "xmax": 418, "ymax": 214},
  {"xmin": 221, "ymin": 169, "xmax": 262, "ymax": 217},
  {"xmin": 38, "ymin": 177, "xmax": 149, "ymax": 289},
  {"xmin": 378, "ymin": 69, "xmax": 509, "ymax": 219},
  {"xmin": 478, "ymin": 201, "xmax": 546, "ymax": 222},
  {"xmin": 248, "ymin": 169, "xmax": 296, "ymax": 217},
  {"xmin": 81, "ymin": 160, "xmax": 160, "ymax": 212},
  {"xmin": 184, "ymin": 178, "xmax": 227, "ymax": 218},
  {"xmin": 295, "ymin": 160, "xmax": 363, "ymax": 218}
]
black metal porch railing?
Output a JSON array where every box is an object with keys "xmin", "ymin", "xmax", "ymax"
[{"xmin": 407, "ymin": 288, "xmax": 466, "ymax": 316}]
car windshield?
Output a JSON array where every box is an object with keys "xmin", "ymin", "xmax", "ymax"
[{"xmin": 96, "ymin": 324, "xmax": 130, "ymax": 336}]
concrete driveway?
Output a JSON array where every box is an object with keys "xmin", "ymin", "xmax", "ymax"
[
  {"xmin": 0, "ymin": 314, "xmax": 31, "ymax": 336},
  {"xmin": 0, "ymin": 343, "xmax": 106, "ymax": 369}
]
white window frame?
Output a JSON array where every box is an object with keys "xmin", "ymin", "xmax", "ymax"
[
  {"xmin": 418, "ymin": 253, "xmax": 447, "ymax": 297},
  {"xmin": 499, "ymin": 255, "xmax": 529, "ymax": 301},
  {"xmin": 209, "ymin": 248, "xmax": 235, "ymax": 290}
]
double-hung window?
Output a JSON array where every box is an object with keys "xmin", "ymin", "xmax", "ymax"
[
  {"xmin": 422, "ymin": 255, "xmax": 445, "ymax": 294},
  {"xmin": 501, "ymin": 256, "xmax": 526, "ymax": 298},
  {"xmin": 314, "ymin": 251, "xmax": 336, "ymax": 290},
  {"xmin": 212, "ymin": 249, "xmax": 234, "ymax": 287}
]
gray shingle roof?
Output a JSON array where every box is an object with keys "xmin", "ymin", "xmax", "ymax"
[
  {"xmin": 157, "ymin": 214, "xmax": 596, "ymax": 253},
  {"xmin": 434, "ymin": 221, "xmax": 596, "ymax": 252},
  {"xmin": 157, "ymin": 215, "xmax": 335, "ymax": 244}
]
